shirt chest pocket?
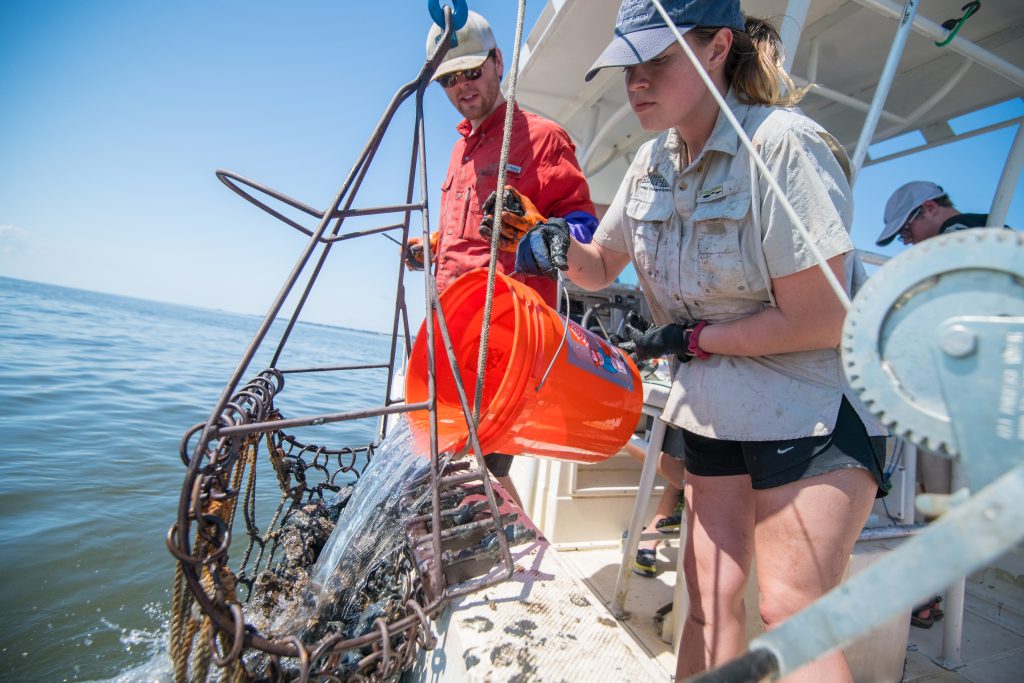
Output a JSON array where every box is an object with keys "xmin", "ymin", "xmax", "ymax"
[
  {"xmin": 440, "ymin": 174, "xmax": 456, "ymax": 231},
  {"xmin": 626, "ymin": 193, "xmax": 674, "ymax": 279},
  {"xmin": 689, "ymin": 189, "xmax": 754, "ymax": 297}
]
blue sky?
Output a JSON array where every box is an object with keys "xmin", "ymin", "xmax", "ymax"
[{"xmin": 1, "ymin": 1, "xmax": 1021, "ymax": 333}]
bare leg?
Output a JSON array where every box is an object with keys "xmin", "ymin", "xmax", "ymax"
[
  {"xmin": 753, "ymin": 467, "xmax": 877, "ymax": 683},
  {"xmin": 676, "ymin": 473, "xmax": 755, "ymax": 679}
]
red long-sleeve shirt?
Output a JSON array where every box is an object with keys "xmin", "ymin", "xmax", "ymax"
[{"xmin": 434, "ymin": 102, "xmax": 595, "ymax": 306}]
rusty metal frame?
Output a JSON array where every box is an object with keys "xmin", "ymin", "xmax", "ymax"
[{"xmin": 169, "ymin": 7, "xmax": 516, "ymax": 679}]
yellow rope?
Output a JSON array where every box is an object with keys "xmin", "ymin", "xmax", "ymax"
[
  {"xmin": 170, "ymin": 564, "xmax": 191, "ymax": 683},
  {"xmin": 169, "ymin": 434, "xmax": 258, "ymax": 682},
  {"xmin": 192, "ymin": 614, "xmax": 214, "ymax": 683}
]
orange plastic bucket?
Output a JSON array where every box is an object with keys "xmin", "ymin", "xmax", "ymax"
[{"xmin": 406, "ymin": 269, "xmax": 642, "ymax": 463}]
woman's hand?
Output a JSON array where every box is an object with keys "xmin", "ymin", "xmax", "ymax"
[
  {"xmin": 514, "ymin": 218, "xmax": 571, "ymax": 278},
  {"xmin": 618, "ymin": 311, "xmax": 709, "ymax": 362}
]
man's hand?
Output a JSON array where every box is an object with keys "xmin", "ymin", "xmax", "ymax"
[
  {"xmin": 618, "ymin": 311, "xmax": 708, "ymax": 362},
  {"xmin": 514, "ymin": 218, "xmax": 570, "ymax": 278},
  {"xmin": 404, "ymin": 232, "xmax": 439, "ymax": 271},
  {"xmin": 479, "ymin": 186, "xmax": 546, "ymax": 253}
]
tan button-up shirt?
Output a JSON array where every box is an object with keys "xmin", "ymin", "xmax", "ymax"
[{"xmin": 595, "ymin": 91, "xmax": 883, "ymax": 440}]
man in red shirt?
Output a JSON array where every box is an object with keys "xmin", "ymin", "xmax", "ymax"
[{"xmin": 420, "ymin": 10, "xmax": 597, "ymax": 505}]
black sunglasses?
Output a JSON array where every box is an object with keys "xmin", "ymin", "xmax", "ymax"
[{"xmin": 437, "ymin": 51, "xmax": 495, "ymax": 88}]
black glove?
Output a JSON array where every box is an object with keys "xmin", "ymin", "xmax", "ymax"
[
  {"xmin": 618, "ymin": 311, "xmax": 709, "ymax": 363},
  {"xmin": 514, "ymin": 218, "xmax": 570, "ymax": 278}
]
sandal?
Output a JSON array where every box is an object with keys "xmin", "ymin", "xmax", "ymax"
[
  {"xmin": 911, "ymin": 596, "xmax": 943, "ymax": 628},
  {"xmin": 655, "ymin": 515, "xmax": 682, "ymax": 534},
  {"xmin": 911, "ymin": 611, "xmax": 934, "ymax": 628},
  {"xmin": 634, "ymin": 548, "xmax": 657, "ymax": 577}
]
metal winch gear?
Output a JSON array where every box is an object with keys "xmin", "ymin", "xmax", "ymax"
[{"xmin": 842, "ymin": 228, "xmax": 1024, "ymax": 456}]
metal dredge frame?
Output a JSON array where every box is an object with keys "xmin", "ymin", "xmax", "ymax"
[{"xmin": 167, "ymin": 7, "xmax": 516, "ymax": 680}]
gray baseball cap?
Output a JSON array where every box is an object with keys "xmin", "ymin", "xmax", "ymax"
[
  {"xmin": 877, "ymin": 181, "xmax": 945, "ymax": 246},
  {"xmin": 426, "ymin": 10, "xmax": 497, "ymax": 80},
  {"xmin": 585, "ymin": 0, "xmax": 745, "ymax": 81}
]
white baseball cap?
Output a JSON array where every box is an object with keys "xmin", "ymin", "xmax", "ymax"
[
  {"xmin": 877, "ymin": 181, "xmax": 945, "ymax": 246},
  {"xmin": 426, "ymin": 10, "xmax": 497, "ymax": 80}
]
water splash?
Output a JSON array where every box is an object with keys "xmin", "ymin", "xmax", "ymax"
[{"xmin": 260, "ymin": 417, "xmax": 443, "ymax": 641}]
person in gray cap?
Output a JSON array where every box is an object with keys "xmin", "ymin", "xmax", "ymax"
[
  {"xmin": 516, "ymin": 1, "xmax": 887, "ymax": 679},
  {"xmin": 418, "ymin": 10, "xmax": 598, "ymax": 509},
  {"xmin": 877, "ymin": 180, "xmax": 995, "ymax": 246}
]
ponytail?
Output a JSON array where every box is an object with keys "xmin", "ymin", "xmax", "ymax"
[{"xmin": 691, "ymin": 18, "xmax": 809, "ymax": 107}]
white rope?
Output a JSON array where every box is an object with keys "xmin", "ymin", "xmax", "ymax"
[
  {"xmin": 535, "ymin": 272, "xmax": 572, "ymax": 392},
  {"xmin": 649, "ymin": 0, "xmax": 853, "ymax": 311},
  {"xmin": 471, "ymin": 0, "xmax": 528, "ymax": 425}
]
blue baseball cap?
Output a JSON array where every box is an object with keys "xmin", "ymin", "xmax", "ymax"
[{"xmin": 585, "ymin": 0, "xmax": 745, "ymax": 81}]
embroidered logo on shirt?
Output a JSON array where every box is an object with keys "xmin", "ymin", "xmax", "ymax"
[
  {"xmin": 638, "ymin": 172, "xmax": 671, "ymax": 193},
  {"xmin": 506, "ymin": 163, "xmax": 522, "ymax": 174},
  {"xmin": 699, "ymin": 184, "xmax": 724, "ymax": 201}
]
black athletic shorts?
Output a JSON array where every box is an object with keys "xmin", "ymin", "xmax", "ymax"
[
  {"xmin": 661, "ymin": 397, "xmax": 887, "ymax": 497},
  {"xmin": 484, "ymin": 452, "xmax": 513, "ymax": 477}
]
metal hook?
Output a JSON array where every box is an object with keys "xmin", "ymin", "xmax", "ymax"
[
  {"xmin": 427, "ymin": 0, "xmax": 469, "ymax": 46},
  {"xmin": 936, "ymin": 1, "xmax": 981, "ymax": 47}
]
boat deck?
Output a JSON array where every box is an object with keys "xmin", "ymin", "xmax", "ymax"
[{"xmin": 557, "ymin": 538, "xmax": 1024, "ymax": 682}]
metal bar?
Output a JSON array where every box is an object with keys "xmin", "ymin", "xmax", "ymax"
[
  {"xmin": 216, "ymin": 401, "xmax": 430, "ymax": 437},
  {"xmin": 806, "ymin": 36, "xmax": 819, "ymax": 82},
  {"xmin": 329, "ymin": 202, "xmax": 425, "ymax": 219},
  {"xmin": 278, "ymin": 363, "xmax": 390, "ymax": 374},
  {"xmin": 850, "ymin": 0, "xmax": 920, "ymax": 180},
  {"xmin": 940, "ymin": 460, "xmax": 971, "ymax": 667},
  {"xmin": 874, "ymin": 59, "xmax": 972, "ymax": 141},
  {"xmin": 612, "ymin": 412, "xmax": 667, "ymax": 617},
  {"xmin": 988, "ymin": 121, "xmax": 1024, "ymax": 228},
  {"xmin": 380, "ymin": 62, "xmax": 429, "ymax": 439},
  {"xmin": 779, "ymin": 0, "xmax": 811, "ymax": 73},
  {"xmin": 856, "ymin": 523, "xmax": 927, "ymax": 540},
  {"xmin": 321, "ymin": 222, "xmax": 404, "ymax": 244},
  {"xmin": 852, "ymin": 0, "xmax": 1024, "ymax": 89},
  {"xmin": 857, "ymin": 248, "xmax": 890, "ymax": 266},
  {"xmin": 941, "ymin": 578, "xmax": 966, "ymax": 667},
  {"xmin": 215, "ymin": 168, "xmax": 325, "ymax": 228},
  {"xmin": 864, "ymin": 116, "xmax": 1023, "ymax": 167},
  {"xmin": 795, "ymin": 77, "xmax": 906, "ymax": 124}
]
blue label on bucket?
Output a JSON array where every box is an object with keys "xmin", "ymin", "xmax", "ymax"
[{"xmin": 564, "ymin": 320, "xmax": 635, "ymax": 392}]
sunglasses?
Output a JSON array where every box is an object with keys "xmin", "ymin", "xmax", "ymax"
[
  {"xmin": 437, "ymin": 51, "xmax": 495, "ymax": 88},
  {"xmin": 899, "ymin": 206, "xmax": 923, "ymax": 237}
]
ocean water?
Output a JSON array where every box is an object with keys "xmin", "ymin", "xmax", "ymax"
[{"xmin": 0, "ymin": 276, "xmax": 392, "ymax": 682}]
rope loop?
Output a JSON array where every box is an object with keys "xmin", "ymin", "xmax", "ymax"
[
  {"xmin": 936, "ymin": 1, "xmax": 981, "ymax": 47},
  {"xmin": 428, "ymin": 0, "xmax": 469, "ymax": 44}
]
